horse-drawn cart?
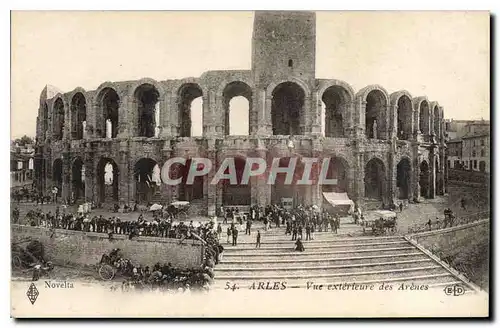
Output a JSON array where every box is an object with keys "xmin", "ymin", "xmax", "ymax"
[{"xmin": 363, "ymin": 210, "xmax": 398, "ymax": 236}]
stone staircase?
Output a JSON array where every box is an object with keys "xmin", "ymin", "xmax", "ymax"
[{"xmin": 213, "ymin": 222, "xmax": 474, "ymax": 291}]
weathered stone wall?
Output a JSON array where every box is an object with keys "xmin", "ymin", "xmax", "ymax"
[
  {"xmin": 11, "ymin": 225, "xmax": 204, "ymax": 269},
  {"xmin": 409, "ymin": 220, "xmax": 490, "ymax": 290}
]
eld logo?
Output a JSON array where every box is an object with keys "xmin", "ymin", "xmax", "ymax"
[{"xmin": 443, "ymin": 284, "xmax": 465, "ymax": 296}]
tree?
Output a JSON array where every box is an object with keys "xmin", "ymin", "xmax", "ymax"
[{"xmin": 13, "ymin": 135, "xmax": 34, "ymax": 146}]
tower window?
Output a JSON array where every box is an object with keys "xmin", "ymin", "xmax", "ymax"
[{"xmin": 288, "ymin": 59, "xmax": 293, "ymax": 67}]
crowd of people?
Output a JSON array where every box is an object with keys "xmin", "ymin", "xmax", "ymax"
[{"xmin": 100, "ymin": 248, "xmax": 214, "ymax": 292}]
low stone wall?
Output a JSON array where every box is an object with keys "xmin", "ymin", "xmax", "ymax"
[
  {"xmin": 408, "ymin": 219, "xmax": 490, "ymax": 290},
  {"xmin": 11, "ymin": 225, "xmax": 204, "ymax": 269}
]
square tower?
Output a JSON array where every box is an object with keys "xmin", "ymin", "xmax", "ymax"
[{"xmin": 251, "ymin": 11, "xmax": 316, "ymax": 90}]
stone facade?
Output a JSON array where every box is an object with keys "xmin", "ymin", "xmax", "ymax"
[{"xmin": 34, "ymin": 11, "xmax": 447, "ymax": 215}]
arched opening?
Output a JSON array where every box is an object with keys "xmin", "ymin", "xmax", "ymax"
[
  {"xmin": 171, "ymin": 159, "xmax": 204, "ymax": 201},
  {"xmin": 479, "ymin": 161, "xmax": 486, "ymax": 172},
  {"xmin": 271, "ymin": 157, "xmax": 305, "ymax": 205},
  {"xmin": 42, "ymin": 103, "xmax": 49, "ymax": 140},
  {"xmin": 397, "ymin": 96, "xmax": 412, "ymax": 140},
  {"xmin": 52, "ymin": 158, "xmax": 63, "ymax": 196},
  {"xmin": 178, "ymin": 83, "xmax": 203, "ymax": 137},
  {"xmin": 71, "ymin": 158, "xmax": 85, "ymax": 201},
  {"xmin": 223, "ymin": 81, "xmax": 252, "ymax": 136},
  {"xmin": 28, "ymin": 158, "xmax": 34, "ymax": 170},
  {"xmin": 419, "ymin": 161, "xmax": 430, "ymax": 198},
  {"xmin": 322, "ymin": 157, "xmax": 349, "ymax": 194},
  {"xmin": 97, "ymin": 88, "xmax": 120, "ymax": 138},
  {"xmin": 135, "ymin": 84, "xmax": 160, "ymax": 138},
  {"xmin": 134, "ymin": 158, "xmax": 161, "ymax": 204},
  {"xmin": 97, "ymin": 158, "xmax": 119, "ymax": 203},
  {"xmin": 364, "ymin": 158, "xmax": 386, "ymax": 200},
  {"xmin": 52, "ymin": 98, "xmax": 65, "ymax": 141},
  {"xmin": 288, "ymin": 59, "xmax": 293, "ymax": 68},
  {"xmin": 71, "ymin": 93, "xmax": 87, "ymax": 140},
  {"xmin": 322, "ymin": 86, "xmax": 350, "ymax": 138},
  {"xmin": 433, "ymin": 105, "xmax": 440, "ymax": 138},
  {"xmin": 419, "ymin": 101, "xmax": 430, "ymax": 140},
  {"xmin": 365, "ymin": 90, "xmax": 387, "ymax": 139},
  {"xmin": 222, "ymin": 157, "xmax": 251, "ymax": 205},
  {"xmin": 396, "ymin": 158, "xmax": 411, "ymax": 199},
  {"xmin": 271, "ymin": 82, "xmax": 305, "ymax": 135}
]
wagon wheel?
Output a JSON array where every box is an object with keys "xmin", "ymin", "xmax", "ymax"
[
  {"xmin": 177, "ymin": 211, "xmax": 188, "ymax": 221},
  {"xmin": 98, "ymin": 264, "xmax": 116, "ymax": 281},
  {"xmin": 12, "ymin": 255, "xmax": 23, "ymax": 270}
]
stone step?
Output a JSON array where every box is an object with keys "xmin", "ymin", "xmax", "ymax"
[
  {"xmin": 218, "ymin": 253, "xmax": 429, "ymax": 269},
  {"xmin": 214, "ymin": 266, "xmax": 449, "ymax": 283},
  {"xmin": 227, "ymin": 233, "xmax": 403, "ymax": 244},
  {"xmin": 223, "ymin": 240, "xmax": 409, "ymax": 252},
  {"xmin": 221, "ymin": 246, "xmax": 418, "ymax": 261},
  {"xmin": 212, "ymin": 273, "xmax": 463, "ymax": 290},
  {"xmin": 216, "ymin": 258, "xmax": 434, "ymax": 275}
]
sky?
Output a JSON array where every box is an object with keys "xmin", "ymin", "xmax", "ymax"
[{"xmin": 10, "ymin": 11, "xmax": 490, "ymax": 139}]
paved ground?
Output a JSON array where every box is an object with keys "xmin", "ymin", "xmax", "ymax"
[{"xmin": 11, "ymin": 181, "xmax": 489, "ymax": 236}]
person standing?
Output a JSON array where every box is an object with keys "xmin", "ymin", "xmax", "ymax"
[
  {"xmin": 245, "ymin": 218, "xmax": 252, "ymax": 235},
  {"xmin": 292, "ymin": 223, "xmax": 298, "ymax": 241},
  {"xmin": 232, "ymin": 226, "xmax": 239, "ymax": 246},
  {"xmin": 399, "ymin": 202, "xmax": 403, "ymax": 212},
  {"xmin": 226, "ymin": 226, "xmax": 231, "ymax": 244},
  {"xmin": 305, "ymin": 223, "xmax": 311, "ymax": 241},
  {"xmin": 256, "ymin": 230, "xmax": 261, "ymax": 248}
]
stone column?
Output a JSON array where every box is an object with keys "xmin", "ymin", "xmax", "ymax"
[
  {"xmin": 62, "ymin": 148, "xmax": 71, "ymax": 202},
  {"xmin": 117, "ymin": 96, "xmax": 131, "ymax": 139},
  {"xmin": 429, "ymin": 148, "xmax": 436, "ymax": 199},
  {"xmin": 310, "ymin": 137, "xmax": 323, "ymax": 207},
  {"xmin": 205, "ymin": 138, "xmax": 217, "ymax": 216},
  {"xmin": 354, "ymin": 151, "xmax": 365, "ymax": 205},
  {"xmin": 119, "ymin": 140, "xmax": 130, "ymax": 204},
  {"xmin": 159, "ymin": 91, "xmax": 172, "ymax": 138},
  {"xmin": 310, "ymin": 92, "xmax": 322, "ymax": 135},
  {"xmin": 84, "ymin": 145, "xmax": 95, "ymax": 204}
]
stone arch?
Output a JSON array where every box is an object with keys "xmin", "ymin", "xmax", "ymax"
[
  {"xmin": 357, "ymin": 85, "xmax": 389, "ymax": 140},
  {"xmin": 95, "ymin": 85, "xmax": 120, "ymax": 138},
  {"xmin": 270, "ymin": 156, "xmax": 307, "ymax": 205},
  {"xmin": 221, "ymin": 81, "xmax": 253, "ymax": 136},
  {"xmin": 70, "ymin": 92, "xmax": 87, "ymax": 140},
  {"xmin": 220, "ymin": 155, "xmax": 252, "ymax": 206},
  {"xmin": 52, "ymin": 158, "xmax": 63, "ymax": 197},
  {"xmin": 431, "ymin": 101, "xmax": 440, "ymax": 138},
  {"xmin": 266, "ymin": 77, "xmax": 311, "ymax": 97},
  {"xmin": 132, "ymin": 83, "xmax": 161, "ymax": 138},
  {"xmin": 396, "ymin": 157, "xmax": 411, "ymax": 200},
  {"xmin": 96, "ymin": 157, "xmax": 119, "ymax": 203},
  {"xmin": 71, "ymin": 157, "xmax": 85, "ymax": 201},
  {"xmin": 134, "ymin": 157, "xmax": 161, "ymax": 204},
  {"xmin": 364, "ymin": 157, "xmax": 386, "ymax": 200},
  {"xmin": 321, "ymin": 155, "xmax": 351, "ymax": 195},
  {"xmin": 390, "ymin": 90, "xmax": 413, "ymax": 140},
  {"xmin": 170, "ymin": 158, "xmax": 204, "ymax": 201},
  {"xmin": 51, "ymin": 97, "xmax": 66, "ymax": 141},
  {"xmin": 270, "ymin": 82, "xmax": 307, "ymax": 136},
  {"xmin": 320, "ymin": 84, "xmax": 353, "ymax": 138},
  {"xmin": 177, "ymin": 83, "xmax": 204, "ymax": 137},
  {"xmin": 414, "ymin": 97, "xmax": 430, "ymax": 137},
  {"xmin": 419, "ymin": 160, "xmax": 430, "ymax": 199}
]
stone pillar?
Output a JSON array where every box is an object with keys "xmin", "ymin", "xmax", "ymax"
[
  {"xmin": 117, "ymin": 96, "xmax": 131, "ymax": 139},
  {"xmin": 310, "ymin": 92, "xmax": 322, "ymax": 135},
  {"xmin": 252, "ymin": 144, "xmax": 270, "ymax": 207},
  {"xmin": 310, "ymin": 137, "xmax": 323, "ymax": 207},
  {"xmin": 205, "ymin": 138, "xmax": 217, "ymax": 216},
  {"xmin": 119, "ymin": 140, "xmax": 130, "ymax": 204},
  {"xmin": 84, "ymin": 145, "xmax": 95, "ymax": 204},
  {"xmin": 354, "ymin": 151, "xmax": 365, "ymax": 205},
  {"xmin": 62, "ymin": 148, "xmax": 71, "ymax": 202},
  {"xmin": 159, "ymin": 91, "xmax": 172, "ymax": 138},
  {"xmin": 431, "ymin": 148, "xmax": 437, "ymax": 199}
]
